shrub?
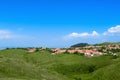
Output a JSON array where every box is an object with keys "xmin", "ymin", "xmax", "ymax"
[{"xmin": 64, "ymin": 50, "xmax": 70, "ymax": 54}]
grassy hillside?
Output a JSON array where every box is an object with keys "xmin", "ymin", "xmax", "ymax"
[
  {"xmin": 0, "ymin": 49, "xmax": 120, "ymax": 80},
  {"xmin": 94, "ymin": 42, "xmax": 120, "ymax": 46}
]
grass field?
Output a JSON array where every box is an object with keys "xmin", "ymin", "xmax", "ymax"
[{"xmin": 0, "ymin": 49, "xmax": 120, "ymax": 80}]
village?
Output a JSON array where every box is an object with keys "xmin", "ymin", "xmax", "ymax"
[{"xmin": 27, "ymin": 43, "xmax": 120, "ymax": 57}]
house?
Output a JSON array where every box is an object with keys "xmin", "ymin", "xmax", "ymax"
[{"xmin": 27, "ymin": 48, "xmax": 36, "ymax": 52}]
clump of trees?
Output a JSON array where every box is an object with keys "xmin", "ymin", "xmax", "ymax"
[
  {"xmin": 110, "ymin": 49, "xmax": 120, "ymax": 53},
  {"xmin": 46, "ymin": 48, "xmax": 54, "ymax": 53},
  {"xmin": 71, "ymin": 43, "xmax": 89, "ymax": 48},
  {"xmin": 63, "ymin": 50, "xmax": 70, "ymax": 54},
  {"xmin": 73, "ymin": 51, "xmax": 84, "ymax": 56}
]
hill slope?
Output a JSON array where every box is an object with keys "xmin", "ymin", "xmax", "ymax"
[
  {"xmin": 0, "ymin": 49, "xmax": 120, "ymax": 80},
  {"xmin": 94, "ymin": 42, "xmax": 120, "ymax": 46}
]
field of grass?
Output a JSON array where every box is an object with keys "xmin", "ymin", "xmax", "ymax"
[{"xmin": 0, "ymin": 49, "xmax": 120, "ymax": 80}]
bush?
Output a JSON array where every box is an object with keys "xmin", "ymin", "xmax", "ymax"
[
  {"xmin": 63, "ymin": 50, "xmax": 70, "ymax": 54},
  {"xmin": 112, "ymin": 54, "xmax": 118, "ymax": 59},
  {"xmin": 46, "ymin": 48, "xmax": 54, "ymax": 53},
  {"xmin": 35, "ymin": 48, "xmax": 39, "ymax": 52},
  {"xmin": 74, "ymin": 77, "xmax": 82, "ymax": 80},
  {"xmin": 74, "ymin": 51, "xmax": 79, "ymax": 55},
  {"xmin": 88, "ymin": 65, "xmax": 96, "ymax": 73},
  {"xmin": 73, "ymin": 52, "xmax": 84, "ymax": 56},
  {"xmin": 79, "ymin": 53, "xmax": 85, "ymax": 56}
]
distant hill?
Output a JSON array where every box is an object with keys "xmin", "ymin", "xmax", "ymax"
[
  {"xmin": 71, "ymin": 43, "xmax": 90, "ymax": 47},
  {"xmin": 70, "ymin": 42, "xmax": 120, "ymax": 48},
  {"xmin": 94, "ymin": 42, "xmax": 120, "ymax": 46}
]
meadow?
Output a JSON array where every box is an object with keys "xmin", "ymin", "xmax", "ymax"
[{"xmin": 0, "ymin": 49, "xmax": 120, "ymax": 80}]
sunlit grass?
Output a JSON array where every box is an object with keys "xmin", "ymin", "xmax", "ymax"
[{"xmin": 0, "ymin": 49, "xmax": 120, "ymax": 80}]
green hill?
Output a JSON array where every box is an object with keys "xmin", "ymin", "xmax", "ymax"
[
  {"xmin": 94, "ymin": 42, "xmax": 120, "ymax": 46},
  {"xmin": 0, "ymin": 49, "xmax": 120, "ymax": 80},
  {"xmin": 71, "ymin": 43, "xmax": 89, "ymax": 48}
]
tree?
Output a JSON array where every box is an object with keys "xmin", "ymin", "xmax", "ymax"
[{"xmin": 64, "ymin": 50, "xmax": 70, "ymax": 54}]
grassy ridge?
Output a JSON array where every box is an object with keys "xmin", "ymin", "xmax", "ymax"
[
  {"xmin": 94, "ymin": 42, "xmax": 120, "ymax": 46},
  {"xmin": 0, "ymin": 49, "xmax": 120, "ymax": 80}
]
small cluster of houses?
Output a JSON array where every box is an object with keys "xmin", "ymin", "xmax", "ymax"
[
  {"xmin": 105, "ymin": 45, "xmax": 120, "ymax": 50},
  {"xmin": 51, "ymin": 48, "xmax": 106, "ymax": 56},
  {"xmin": 27, "ymin": 48, "xmax": 36, "ymax": 52},
  {"xmin": 26, "ymin": 47, "xmax": 47, "ymax": 52},
  {"xmin": 26, "ymin": 44, "xmax": 120, "ymax": 57}
]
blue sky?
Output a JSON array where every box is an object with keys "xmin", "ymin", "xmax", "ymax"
[{"xmin": 0, "ymin": 0, "xmax": 120, "ymax": 48}]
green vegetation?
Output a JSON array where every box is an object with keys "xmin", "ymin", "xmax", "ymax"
[
  {"xmin": 71, "ymin": 43, "xmax": 89, "ymax": 48},
  {"xmin": 0, "ymin": 49, "xmax": 120, "ymax": 80},
  {"xmin": 94, "ymin": 42, "xmax": 120, "ymax": 46}
]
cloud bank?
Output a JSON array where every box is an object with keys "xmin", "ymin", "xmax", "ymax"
[
  {"xmin": 68, "ymin": 31, "xmax": 99, "ymax": 38},
  {"xmin": 1, "ymin": 25, "xmax": 120, "ymax": 48},
  {"xmin": 65, "ymin": 25, "xmax": 120, "ymax": 40},
  {"xmin": 108, "ymin": 25, "xmax": 120, "ymax": 33}
]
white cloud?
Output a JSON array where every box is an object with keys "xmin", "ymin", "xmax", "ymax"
[
  {"xmin": 66, "ymin": 25, "xmax": 120, "ymax": 38},
  {"xmin": 66, "ymin": 31, "xmax": 99, "ymax": 39},
  {"xmin": 108, "ymin": 25, "xmax": 120, "ymax": 33},
  {"xmin": 0, "ymin": 30, "xmax": 13, "ymax": 39},
  {"xmin": 103, "ymin": 25, "xmax": 120, "ymax": 36},
  {"xmin": 92, "ymin": 31, "xmax": 99, "ymax": 36},
  {"xmin": 68, "ymin": 32, "xmax": 89, "ymax": 37},
  {"xmin": 63, "ymin": 25, "xmax": 120, "ymax": 44},
  {"xmin": 63, "ymin": 25, "xmax": 120, "ymax": 41}
]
